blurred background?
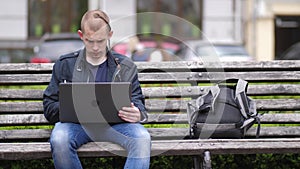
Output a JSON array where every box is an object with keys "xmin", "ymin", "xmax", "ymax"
[{"xmin": 0, "ymin": 0, "xmax": 299, "ymax": 63}]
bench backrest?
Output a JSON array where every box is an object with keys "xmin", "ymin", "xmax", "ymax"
[{"xmin": 1, "ymin": 61, "xmax": 300, "ymax": 142}]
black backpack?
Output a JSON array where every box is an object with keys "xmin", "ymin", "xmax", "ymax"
[{"xmin": 187, "ymin": 79, "xmax": 260, "ymax": 139}]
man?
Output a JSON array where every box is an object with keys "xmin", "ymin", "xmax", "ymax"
[{"xmin": 43, "ymin": 9, "xmax": 151, "ymax": 169}]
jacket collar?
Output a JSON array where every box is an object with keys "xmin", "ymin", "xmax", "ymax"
[{"xmin": 75, "ymin": 48, "xmax": 121, "ymax": 81}]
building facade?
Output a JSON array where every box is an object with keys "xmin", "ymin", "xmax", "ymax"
[{"xmin": 246, "ymin": 0, "xmax": 300, "ymax": 60}]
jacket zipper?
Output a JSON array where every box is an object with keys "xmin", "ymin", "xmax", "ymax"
[{"xmin": 112, "ymin": 64, "xmax": 121, "ymax": 82}]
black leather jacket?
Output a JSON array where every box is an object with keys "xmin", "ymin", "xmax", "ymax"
[{"xmin": 43, "ymin": 48, "xmax": 147, "ymax": 124}]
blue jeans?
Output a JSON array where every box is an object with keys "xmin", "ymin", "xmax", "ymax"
[{"xmin": 50, "ymin": 122, "xmax": 151, "ymax": 169}]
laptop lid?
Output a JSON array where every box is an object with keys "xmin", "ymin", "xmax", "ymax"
[{"xmin": 59, "ymin": 82, "xmax": 131, "ymax": 124}]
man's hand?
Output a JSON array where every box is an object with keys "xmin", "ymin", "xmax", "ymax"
[{"xmin": 118, "ymin": 103, "xmax": 141, "ymax": 123}]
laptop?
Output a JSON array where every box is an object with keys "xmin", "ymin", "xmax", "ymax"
[{"xmin": 59, "ymin": 82, "xmax": 131, "ymax": 124}]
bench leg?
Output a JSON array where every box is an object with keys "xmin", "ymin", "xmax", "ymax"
[
  {"xmin": 202, "ymin": 151, "xmax": 212, "ymax": 169},
  {"xmin": 193, "ymin": 151, "xmax": 212, "ymax": 169},
  {"xmin": 193, "ymin": 155, "xmax": 201, "ymax": 169}
]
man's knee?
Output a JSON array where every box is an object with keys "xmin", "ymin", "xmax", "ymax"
[
  {"xmin": 127, "ymin": 126, "xmax": 151, "ymax": 155},
  {"xmin": 50, "ymin": 129, "xmax": 71, "ymax": 148}
]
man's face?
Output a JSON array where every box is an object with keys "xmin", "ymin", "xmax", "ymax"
[{"xmin": 79, "ymin": 26, "xmax": 112, "ymax": 59}]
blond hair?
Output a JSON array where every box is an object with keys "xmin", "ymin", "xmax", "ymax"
[{"xmin": 80, "ymin": 10, "xmax": 111, "ymax": 33}]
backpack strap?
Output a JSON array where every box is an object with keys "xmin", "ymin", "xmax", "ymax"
[
  {"xmin": 235, "ymin": 79, "xmax": 249, "ymax": 118},
  {"xmin": 254, "ymin": 116, "xmax": 261, "ymax": 138},
  {"xmin": 209, "ymin": 85, "xmax": 220, "ymax": 113},
  {"xmin": 187, "ymin": 102, "xmax": 197, "ymax": 125},
  {"xmin": 235, "ymin": 79, "xmax": 261, "ymax": 138}
]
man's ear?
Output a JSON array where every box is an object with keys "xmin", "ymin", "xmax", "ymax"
[
  {"xmin": 108, "ymin": 31, "xmax": 113, "ymax": 39},
  {"xmin": 78, "ymin": 30, "xmax": 83, "ymax": 39}
]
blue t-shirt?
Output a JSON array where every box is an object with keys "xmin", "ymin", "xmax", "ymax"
[{"xmin": 88, "ymin": 59, "xmax": 108, "ymax": 82}]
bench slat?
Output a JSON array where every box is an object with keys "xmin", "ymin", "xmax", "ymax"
[
  {"xmin": 1, "ymin": 99, "xmax": 300, "ymax": 113},
  {"xmin": 1, "ymin": 127, "xmax": 300, "ymax": 141},
  {"xmin": 0, "ymin": 129, "xmax": 51, "ymax": 140},
  {"xmin": 0, "ymin": 60, "xmax": 300, "ymax": 72},
  {"xmin": 0, "ymin": 89, "xmax": 44, "ymax": 100},
  {"xmin": 1, "ymin": 61, "xmax": 300, "ymax": 73},
  {"xmin": 142, "ymin": 84, "xmax": 300, "ymax": 96},
  {"xmin": 1, "ymin": 138, "xmax": 300, "ymax": 160},
  {"xmin": 138, "ymin": 71, "xmax": 300, "ymax": 82},
  {"xmin": 0, "ymin": 74, "xmax": 51, "ymax": 85},
  {"xmin": 0, "ymin": 114, "xmax": 49, "ymax": 125},
  {"xmin": 1, "ymin": 84, "xmax": 300, "ymax": 100},
  {"xmin": 1, "ymin": 113, "xmax": 300, "ymax": 126},
  {"xmin": 149, "ymin": 127, "xmax": 300, "ymax": 138},
  {"xmin": 1, "ymin": 71, "xmax": 300, "ymax": 85},
  {"xmin": 135, "ymin": 61, "xmax": 300, "ymax": 71},
  {"xmin": 0, "ymin": 63, "xmax": 53, "ymax": 73},
  {"xmin": 0, "ymin": 102, "xmax": 42, "ymax": 113},
  {"xmin": 146, "ymin": 99, "xmax": 300, "ymax": 111}
]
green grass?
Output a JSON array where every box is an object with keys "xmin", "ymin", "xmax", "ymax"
[
  {"xmin": 143, "ymin": 124, "xmax": 189, "ymax": 128},
  {"xmin": 0, "ymin": 125, "xmax": 53, "ymax": 130},
  {"xmin": 0, "ymin": 85, "xmax": 47, "ymax": 89}
]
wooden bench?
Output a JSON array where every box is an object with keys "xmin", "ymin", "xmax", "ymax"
[{"xmin": 1, "ymin": 60, "xmax": 300, "ymax": 168}]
